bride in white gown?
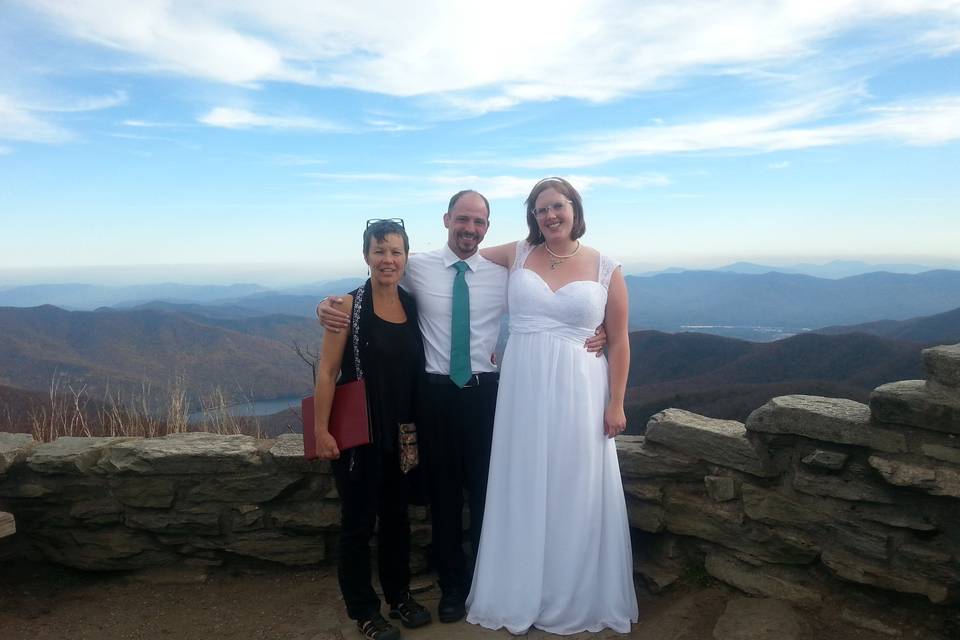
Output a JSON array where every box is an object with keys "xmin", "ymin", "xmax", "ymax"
[{"xmin": 466, "ymin": 177, "xmax": 638, "ymax": 635}]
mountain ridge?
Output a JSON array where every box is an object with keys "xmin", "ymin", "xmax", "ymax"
[
  {"xmin": 0, "ymin": 305, "xmax": 316, "ymax": 404},
  {"xmin": 814, "ymin": 306, "xmax": 960, "ymax": 345}
]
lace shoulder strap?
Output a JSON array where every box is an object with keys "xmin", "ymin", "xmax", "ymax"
[
  {"xmin": 512, "ymin": 240, "xmax": 535, "ymax": 272},
  {"xmin": 599, "ymin": 254, "xmax": 621, "ymax": 290}
]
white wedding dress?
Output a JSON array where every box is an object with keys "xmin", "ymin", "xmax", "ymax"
[{"xmin": 466, "ymin": 241, "xmax": 638, "ymax": 635}]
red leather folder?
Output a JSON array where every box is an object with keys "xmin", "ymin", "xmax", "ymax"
[{"xmin": 302, "ymin": 381, "xmax": 371, "ymax": 459}]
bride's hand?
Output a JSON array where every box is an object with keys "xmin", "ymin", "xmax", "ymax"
[{"xmin": 603, "ymin": 403, "xmax": 626, "ymax": 438}]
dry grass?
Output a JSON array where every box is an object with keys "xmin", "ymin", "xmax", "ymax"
[{"xmin": 22, "ymin": 372, "xmax": 263, "ymax": 442}]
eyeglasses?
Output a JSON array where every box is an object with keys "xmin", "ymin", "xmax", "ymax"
[
  {"xmin": 366, "ymin": 218, "xmax": 405, "ymax": 228},
  {"xmin": 532, "ymin": 201, "xmax": 571, "ymax": 218}
]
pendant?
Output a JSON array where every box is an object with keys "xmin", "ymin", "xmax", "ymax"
[{"xmin": 549, "ymin": 258, "xmax": 562, "ymax": 270}]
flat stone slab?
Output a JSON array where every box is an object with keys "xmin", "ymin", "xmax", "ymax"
[
  {"xmin": 28, "ymin": 437, "xmax": 130, "ymax": 474},
  {"xmin": 266, "ymin": 433, "xmax": 331, "ymax": 473},
  {"xmin": 871, "ymin": 380, "xmax": 960, "ymax": 435},
  {"xmin": 712, "ymin": 596, "xmax": 807, "ymax": 640},
  {"xmin": 646, "ymin": 409, "xmax": 776, "ymax": 477},
  {"xmin": 626, "ymin": 498, "xmax": 665, "ymax": 532},
  {"xmin": 821, "ymin": 546, "xmax": 950, "ymax": 604},
  {"xmin": 704, "ymin": 475, "xmax": 737, "ymax": 502},
  {"xmin": 840, "ymin": 608, "xmax": 903, "ymax": 637},
  {"xmin": 622, "ymin": 480, "xmax": 663, "ymax": 503},
  {"xmin": 705, "ymin": 553, "xmax": 822, "ymax": 608},
  {"xmin": 801, "ymin": 449, "xmax": 848, "ymax": 470},
  {"xmin": 271, "ymin": 501, "xmax": 341, "ymax": 530},
  {"xmin": 746, "ymin": 395, "xmax": 906, "ymax": 453},
  {"xmin": 923, "ymin": 343, "xmax": 960, "ymax": 388},
  {"xmin": 919, "ymin": 441, "xmax": 960, "ymax": 465},
  {"xmin": 867, "ymin": 454, "xmax": 960, "ymax": 498},
  {"xmin": 180, "ymin": 472, "xmax": 301, "ymax": 503},
  {"xmin": 633, "ymin": 556, "xmax": 680, "ymax": 594},
  {"xmin": 616, "ymin": 435, "xmax": 706, "ymax": 479},
  {"xmin": 0, "ymin": 511, "xmax": 15, "ymax": 538},
  {"xmin": 741, "ymin": 483, "xmax": 830, "ymax": 526},
  {"xmin": 0, "ymin": 432, "xmax": 36, "ymax": 474},
  {"xmin": 223, "ymin": 531, "xmax": 326, "ymax": 565},
  {"xmin": 665, "ymin": 486, "xmax": 818, "ymax": 564},
  {"xmin": 97, "ymin": 432, "xmax": 263, "ymax": 474},
  {"xmin": 109, "ymin": 476, "xmax": 177, "ymax": 507},
  {"xmin": 854, "ymin": 502, "xmax": 938, "ymax": 531},
  {"xmin": 792, "ymin": 465, "xmax": 896, "ymax": 504}
]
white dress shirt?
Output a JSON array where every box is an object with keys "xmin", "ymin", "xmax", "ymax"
[{"xmin": 403, "ymin": 245, "xmax": 508, "ymax": 375}]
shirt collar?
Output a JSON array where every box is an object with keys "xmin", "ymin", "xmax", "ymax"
[{"xmin": 441, "ymin": 244, "xmax": 482, "ymax": 271}]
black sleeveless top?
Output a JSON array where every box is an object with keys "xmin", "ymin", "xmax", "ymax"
[
  {"xmin": 364, "ymin": 313, "xmax": 421, "ymax": 451},
  {"xmin": 337, "ymin": 280, "xmax": 423, "ymax": 453}
]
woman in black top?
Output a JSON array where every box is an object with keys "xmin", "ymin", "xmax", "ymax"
[{"xmin": 313, "ymin": 220, "xmax": 429, "ymax": 640}]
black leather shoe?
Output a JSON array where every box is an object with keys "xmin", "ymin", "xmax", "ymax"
[
  {"xmin": 356, "ymin": 613, "xmax": 401, "ymax": 640},
  {"xmin": 389, "ymin": 592, "xmax": 431, "ymax": 628},
  {"xmin": 438, "ymin": 590, "xmax": 466, "ymax": 623}
]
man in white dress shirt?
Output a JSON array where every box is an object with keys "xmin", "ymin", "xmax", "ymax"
[
  {"xmin": 405, "ymin": 190, "xmax": 506, "ymax": 623},
  {"xmin": 319, "ymin": 190, "xmax": 602, "ymax": 623}
]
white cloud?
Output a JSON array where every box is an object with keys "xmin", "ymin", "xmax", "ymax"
[
  {"xmin": 198, "ymin": 107, "xmax": 341, "ymax": 131},
  {"xmin": 29, "ymin": 1, "xmax": 289, "ymax": 85},
  {"xmin": 0, "ymin": 95, "xmax": 72, "ymax": 143},
  {"xmin": 768, "ymin": 161, "xmax": 791, "ymax": 169},
  {"xmin": 300, "ymin": 172, "xmax": 670, "ymax": 199},
  {"xmin": 0, "ymin": 90, "xmax": 128, "ymax": 143},
  {"xmin": 363, "ymin": 119, "xmax": 426, "ymax": 132},
  {"xmin": 30, "ymin": 90, "xmax": 128, "ymax": 112},
  {"xmin": 0, "ymin": 146, "xmax": 12, "ymax": 155},
  {"xmin": 122, "ymin": 119, "xmax": 178, "ymax": 127},
  {"xmin": 919, "ymin": 24, "xmax": 960, "ymax": 55},
  {"xmin": 518, "ymin": 94, "xmax": 960, "ymax": 168},
  {"xmin": 22, "ymin": 0, "xmax": 960, "ymax": 112}
]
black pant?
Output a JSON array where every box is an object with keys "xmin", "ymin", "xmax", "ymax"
[
  {"xmin": 331, "ymin": 445, "xmax": 410, "ymax": 620},
  {"xmin": 419, "ymin": 375, "xmax": 498, "ymax": 595}
]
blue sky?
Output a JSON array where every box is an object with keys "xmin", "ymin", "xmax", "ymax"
[{"xmin": 1, "ymin": 1, "xmax": 959, "ymax": 285}]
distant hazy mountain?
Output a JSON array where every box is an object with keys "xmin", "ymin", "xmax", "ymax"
[
  {"xmin": 195, "ymin": 278, "xmax": 366, "ymax": 318},
  {"xmin": 814, "ymin": 306, "xmax": 960, "ymax": 345},
  {"xmin": 127, "ymin": 303, "xmax": 324, "ymax": 345},
  {"xmin": 624, "ymin": 330, "xmax": 924, "ymax": 431},
  {"xmin": 712, "ymin": 260, "xmax": 940, "ymax": 278},
  {"xmin": 274, "ymin": 278, "xmax": 366, "ymax": 296},
  {"xmin": 127, "ymin": 301, "xmax": 271, "ymax": 320},
  {"xmin": 128, "ymin": 269, "xmax": 960, "ymax": 327},
  {"xmin": 626, "ymin": 269, "xmax": 960, "ymax": 334},
  {"xmin": 0, "ymin": 283, "xmax": 269, "ymax": 311},
  {"xmin": 0, "ymin": 305, "xmax": 315, "ymax": 403},
  {"xmin": 219, "ymin": 293, "xmax": 329, "ymax": 318}
]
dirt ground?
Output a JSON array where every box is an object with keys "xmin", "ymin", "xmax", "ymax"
[{"xmin": 0, "ymin": 559, "xmax": 954, "ymax": 640}]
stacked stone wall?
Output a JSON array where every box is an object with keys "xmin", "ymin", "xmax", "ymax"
[
  {"xmin": 622, "ymin": 342, "xmax": 960, "ymax": 606},
  {"xmin": 0, "ymin": 432, "xmax": 430, "ymax": 571},
  {"xmin": 1, "ymin": 343, "xmax": 958, "ymax": 608}
]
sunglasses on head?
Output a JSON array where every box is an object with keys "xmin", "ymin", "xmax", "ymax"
[{"xmin": 366, "ymin": 218, "xmax": 405, "ymax": 228}]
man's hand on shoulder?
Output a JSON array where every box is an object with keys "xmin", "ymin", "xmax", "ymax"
[{"xmin": 317, "ymin": 296, "xmax": 350, "ymax": 333}]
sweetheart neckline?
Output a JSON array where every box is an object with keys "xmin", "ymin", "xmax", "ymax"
[{"xmin": 518, "ymin": 268, "xmax": 603, "ymax": 295}]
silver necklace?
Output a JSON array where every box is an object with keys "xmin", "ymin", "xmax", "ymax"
[{"xmin": 544, "ymin": 241, "xmax": 581, "ymax": 270}]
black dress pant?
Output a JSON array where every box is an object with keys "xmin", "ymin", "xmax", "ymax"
[
  {"xmin": 331, "ymin": 444, "xmax": 410, "ymax": 620},
  {"xmin": 419, "ymin": 375, "xmax": 498, "ymax": 595}
]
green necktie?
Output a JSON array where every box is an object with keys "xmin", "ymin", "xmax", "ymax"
[{"xmin": 450, "ymin": 260, "xmax": 472, "ymax": 388}]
